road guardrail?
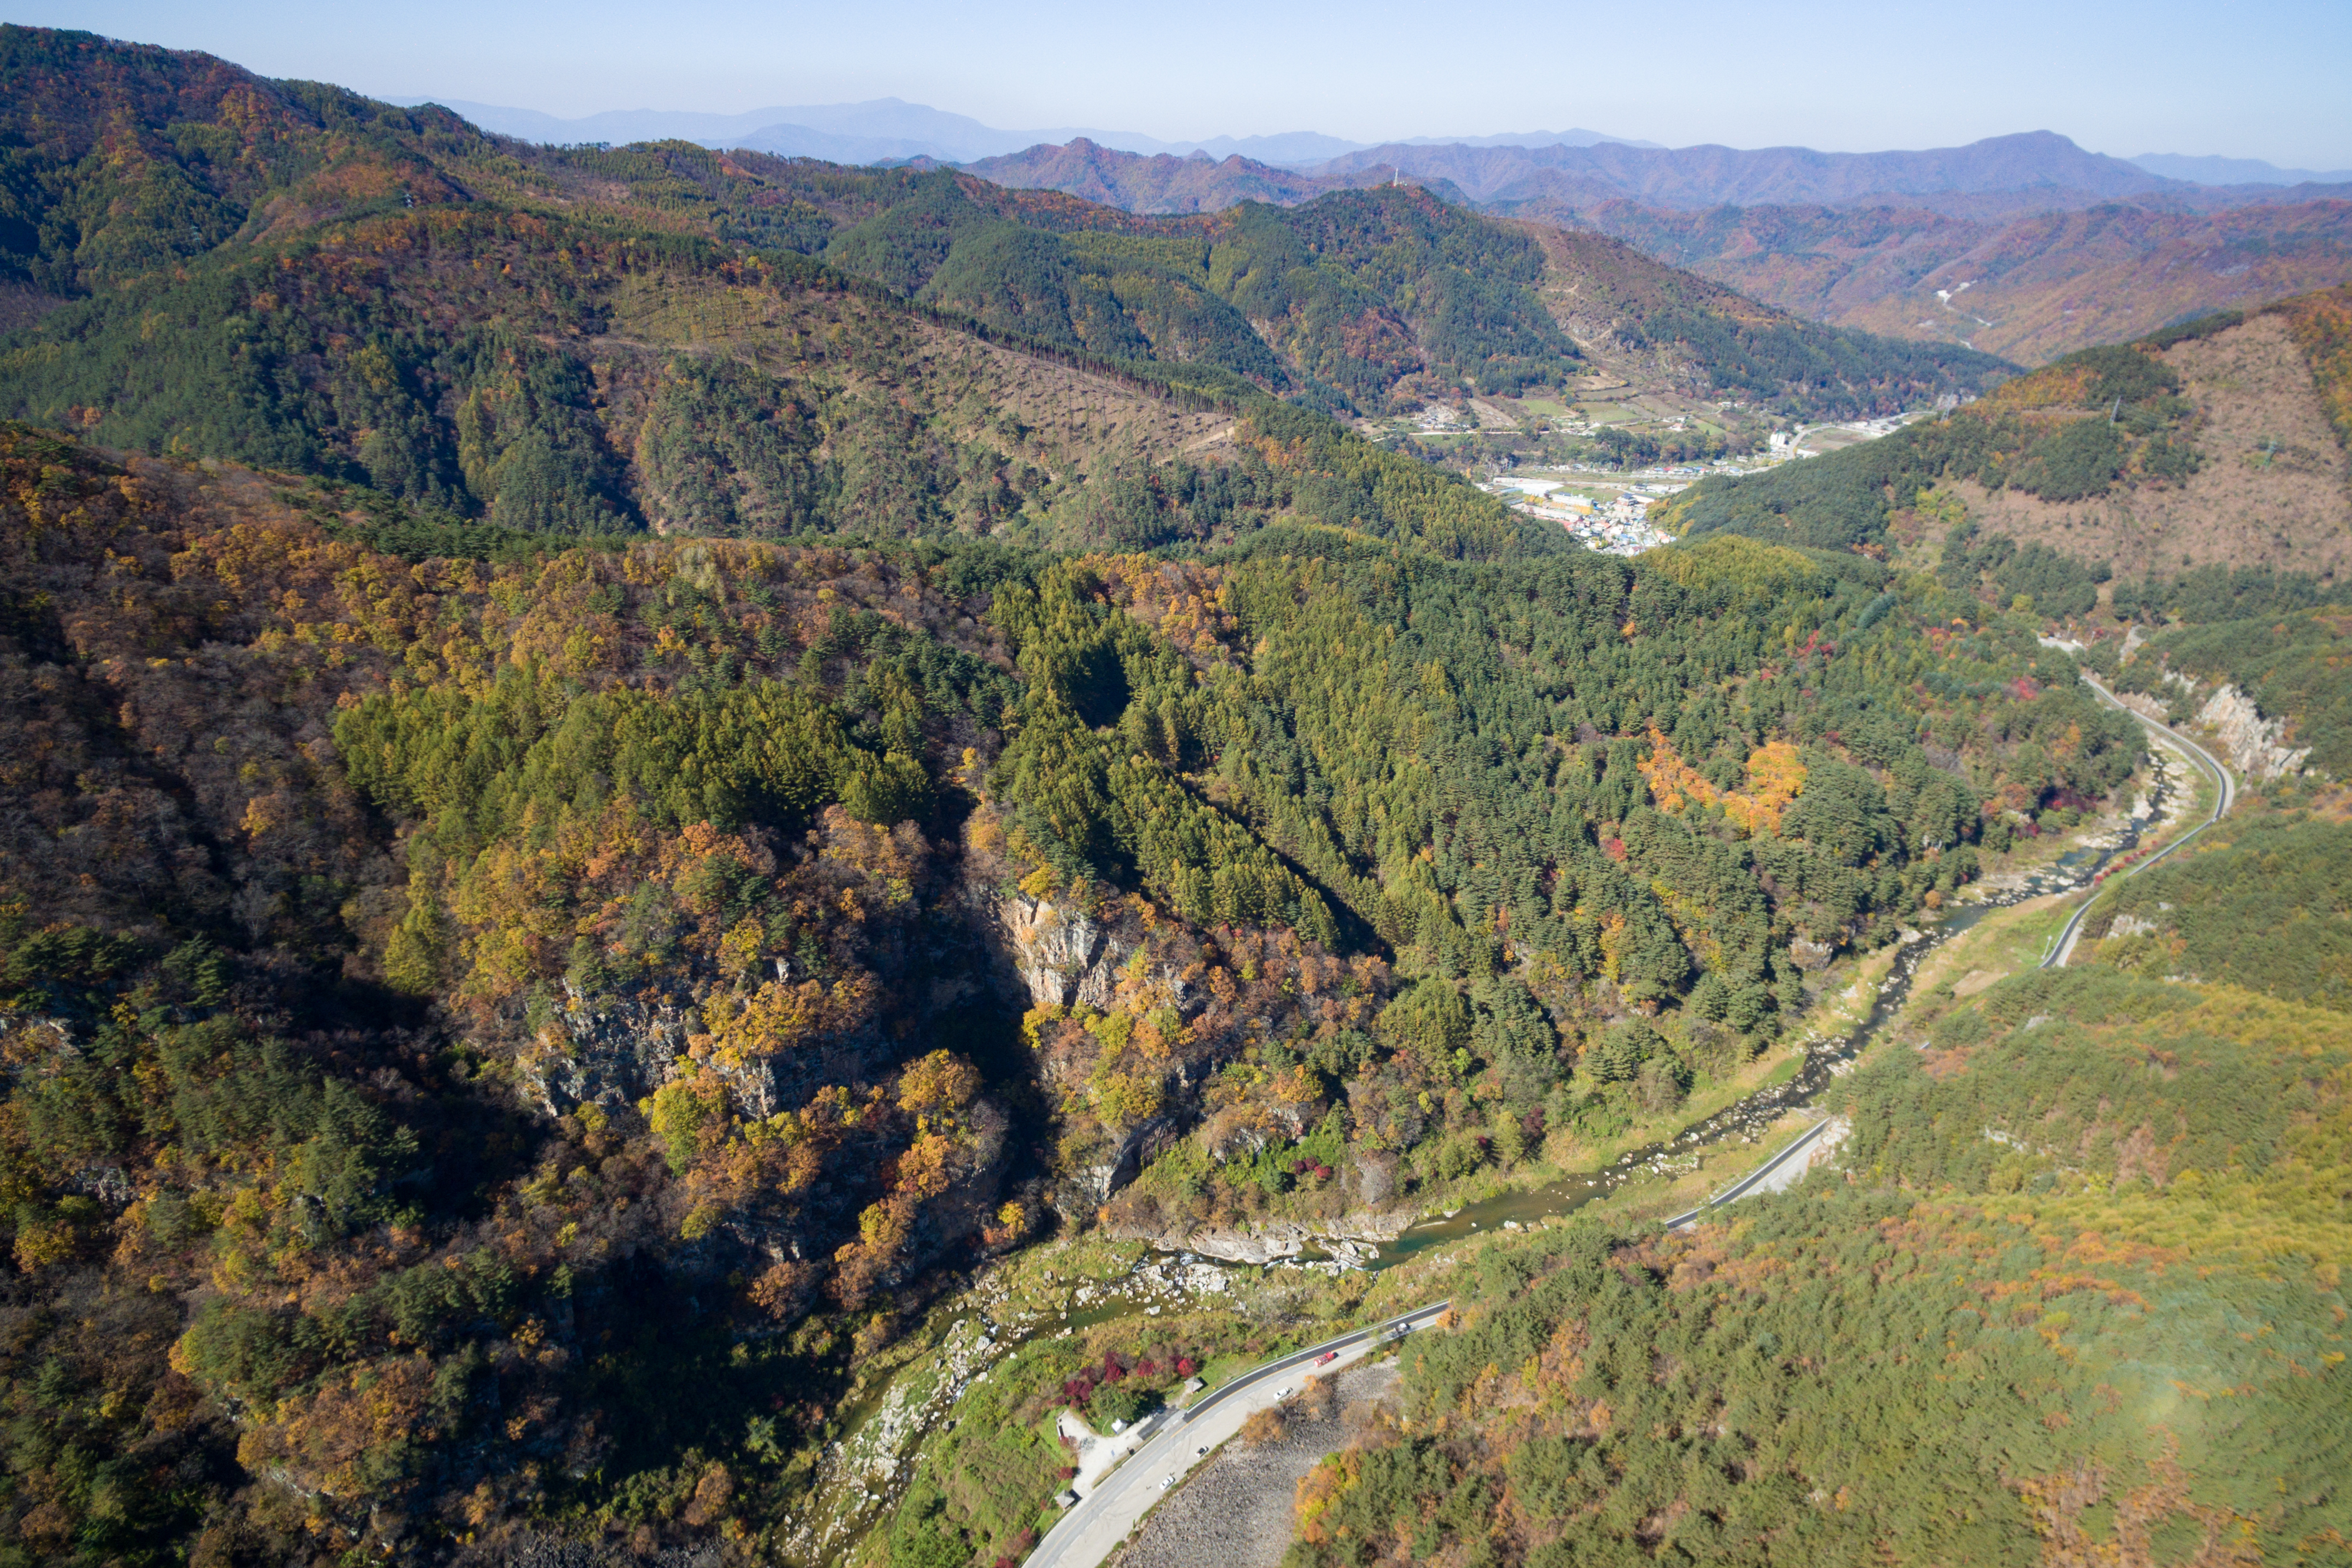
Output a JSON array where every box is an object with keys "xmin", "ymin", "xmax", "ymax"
[{"xmin": 1181, "ymin": 1300, "xmax": 1449, "ymax": 1424}]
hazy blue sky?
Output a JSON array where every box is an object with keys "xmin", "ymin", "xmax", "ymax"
[{"xmin": 19, "ymin": 0, "xmax": 2352, "ymax": 166}]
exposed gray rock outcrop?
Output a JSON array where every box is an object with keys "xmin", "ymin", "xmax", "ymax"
[
  {"xmin": 1059, "ymin": 1117, "xmax": 1173, "ymax": 1214},
  {"xmin": 1142, "ymin": 1210, "xmax": 1414, "ymax": 1266},
  {"xmin": 2197, "ymin": 683, "xmax": 2310, "ymax": 780},
  {"xmin": 995, "ymin": 893, "xmax": 1131, "ymax": 1009},
  {"xmin": 522, "ymin": 989, "xmax": 694, "ymax": 1115}
]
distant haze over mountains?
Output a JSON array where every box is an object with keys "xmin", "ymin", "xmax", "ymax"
[
  {"xmin": 404, "ymin": 94, "xmax": 2352, "ymax": 369},
  {"xmin": 409, "ymin": 95, "xmax": 1657, "ymax": 166},
  {"xmin": 407, "ymin": 95, "xmax": 2334, "ymax": 193},
  {"xmin": 2131, "ymin": 152, "xmax": 2352, "ymax": 187},
  {"xmin": 960, "ymin": 131, "xmax": 2352, "ymax": 369},
  {"xmin": 1318, "ymin": 131, "xmax": 2176, "ymax": 211},
  {"xmin": 973, "ymin": 130, "xmax": 2352, "ymax": 223}
]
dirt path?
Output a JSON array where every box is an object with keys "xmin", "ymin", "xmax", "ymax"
[{"xmin": 1109, "ymin": 1362, "xmax": 1400, "ymax": 1568}]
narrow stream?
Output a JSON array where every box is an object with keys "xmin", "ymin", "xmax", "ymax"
[
  {"xmin": 805, "ymin": 752, "xmax": 2183, "ymax": 1557},
  {"xmin": 1371, "ymin": 750, "xmax": 2179, "ymax": 1261}
]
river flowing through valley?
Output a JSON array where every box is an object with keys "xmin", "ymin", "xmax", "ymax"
[
  {"xmin": 1373, "ymin": 752, "xmax": 2172, "ymax": 1256},
  {"xmin": 796, "ymin": 744, "xmax": 2190, "ymax": 1561}
]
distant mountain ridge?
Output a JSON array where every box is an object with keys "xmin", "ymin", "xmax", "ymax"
[
  {"xmin": 966, "ymin": 131, "xmax": 2196, "ymax": 223},
  {"xmin": 1393, "ymin": 128, "xmax": 1665, "ymax": 151},
  {"xmin": 961, "ymin": 139, "xmax": 1347, "ymax": 214},
  {"xmin": 401, "ymin": 97, "xmax": 1673, "ymax": 166},
  {"xmin": 407, "ymin": 94, "xmax": 2351, "ymax": 200},
  {"xmin": 956, "ymin": 134, "xmax": 2352, "ymax": 365},
  {"xmin": 406, "ymin": 95, "xmax": 1380, "ymax": 164},
  {"xmin": 976, "ymin": 130, "xmax": 2342, "ymax": 226},
  {"xmin": 2134, "ymin": 151, "xmax": 2352, "ymax": 187},
  {"xmin": 1573, "ymin": 196, "xmax": 2352, "ymax": 364},
  {"xmin": 1314, "ymin": 131, "xmax": 2176, "ymax": 209}
]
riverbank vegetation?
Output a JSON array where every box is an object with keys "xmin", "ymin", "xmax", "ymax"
[
  {"xmin": 1282, "ymin": 797, "xmax": 2351, "ymax": 1568},
  {"xmin": 0, "ymin": 403, "xmax": 2143, "ymax": 1561},
  {"xmin": 1, "ymin": 24, "xmax": 2340, "ymax": 1568}
]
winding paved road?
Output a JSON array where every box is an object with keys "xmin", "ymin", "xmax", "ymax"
[
  {"xmin": 1659, "ymin": 672, "xmax": 2240, "ymax": 1229},
  {"xmin": 2040, "ymin": 675, "xmax": 2235, "ymax": 970},
  {"xmin": 1020, "ymin": 678, "xmax": 2236, "ymax": 1568},
  {"xmin": 1662, "ymin": 1113, "xmax": 1841, "ymax": 1230},
  {"xmin": 1022, "ymin": 1300, "xmax": 1452, "ymax": 1568}
]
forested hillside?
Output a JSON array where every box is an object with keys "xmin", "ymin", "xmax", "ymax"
[
  {"xmin": 724, "ymin": 167, "xmax": 1585, "ymax": 409},
  {"xmin": 5, "ymin": 21, "xmax": 2341, "ymax": 1568},
  {"xmin": 961, "ymin": 138, "xmax": 1345, "ymax": 215},
  {"xmin": 0, "ymin": 379, "xmax": 2139, "ymax": 1559},
  {"xmin": 1664, "ymin": 291, "xmax": 2352, "ymax": 585},
  {"xmin": 1, "ymin": 193, "xmax": 1568, "ymax": 556},
  {"xmin": 1294, "ymin": 952, "xmax": 2351, "ymax": 1567},
  {"xmin": 1264, "ymin": 468, "xmax": 2352, "ymax": 1568},
  {"xmin": 1281, "ymin": 768, "xmax": 2352, "ymax": 1568}
]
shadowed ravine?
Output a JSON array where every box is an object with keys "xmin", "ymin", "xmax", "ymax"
[{"xmin": 807, "ymin": 699, "xmax": 2197, "ymax": 1562}]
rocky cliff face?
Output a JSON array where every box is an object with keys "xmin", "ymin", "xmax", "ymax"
[
  {"xmin": 2104, "ymin": 676, "xmax": 2308, "ymax": 783},
  {"xmin": 2198, "ymin": 683, "xmax": 2311, "ymax": 781},
  {"xmin": 1057, "ymin": 1117, "xmax": 1183, "ymax": 1215},
  {"xmin": 994, "ymin": 892, "xmax": 1133, "ymax": 1010},
  {"xmin": 527, "ymin": 970, "xmax": 902, "ymax": 1122},
  {"xmin": 513, "ymin": 879, "xmax": 1134, "ymax": 1131},
  {"xmin": 521, "ymin": 988, "xmax": 692, "ymax": 1115}
]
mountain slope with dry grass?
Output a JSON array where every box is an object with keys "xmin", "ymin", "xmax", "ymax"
[
  {"xmin": 1934, "ymin": 302, "xmax": 2352, "ymax": 580},
  {"xmin": 1668, "ymin": 288, "xmax": 2352, "ymax": 583}
]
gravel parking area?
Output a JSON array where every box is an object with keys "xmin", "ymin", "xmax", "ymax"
[{"xmin": 1110, "ymin": 1361, "xmax": 1401, "ymax": 1568}]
